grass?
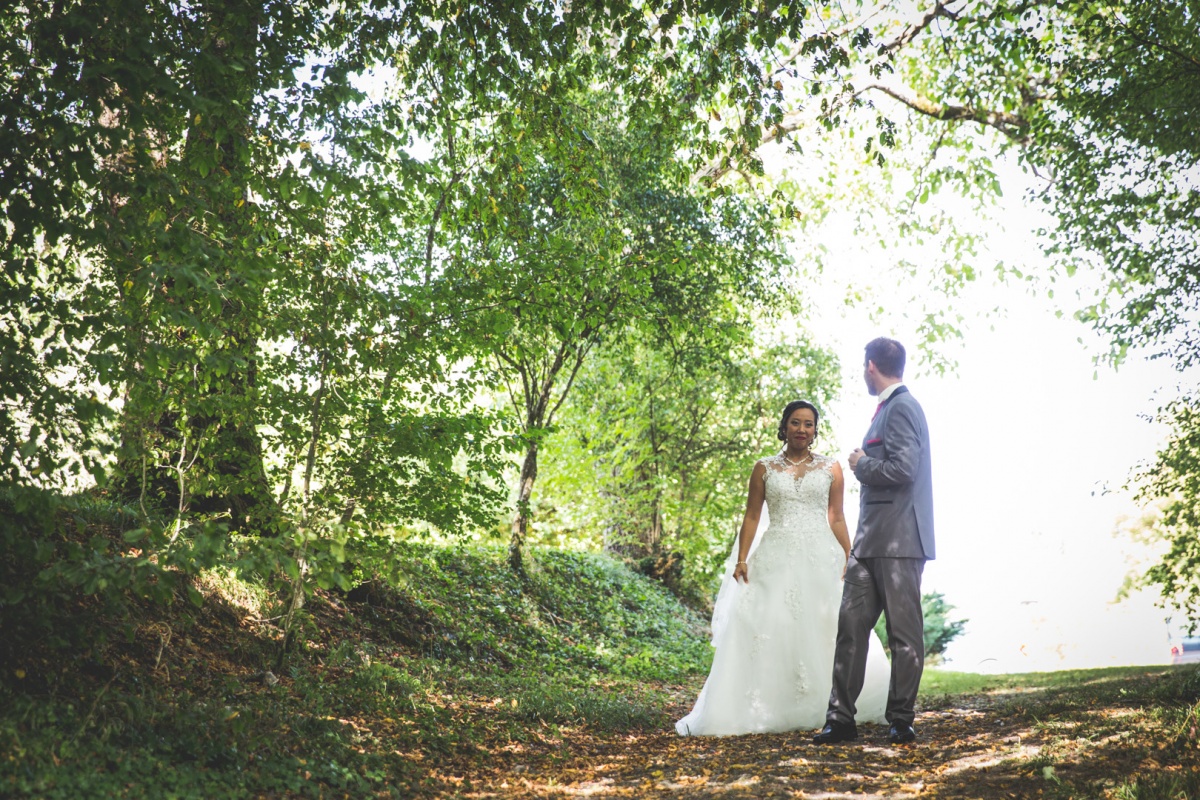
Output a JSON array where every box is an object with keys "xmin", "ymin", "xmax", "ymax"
[
  {"xmin": 0, "ymin": 531, "xmax": 712, "ymax": 799},
  {"xmin": 918, "ymin": 664, "xmax": 1182, "ymax": 701},
  {"xmin": 918, "ymin": 664, "xmax": 1200, "ymax": 800},
  {"xmin": 2, "ymin": 500, "xmax": 1198, "ymax": 798}
]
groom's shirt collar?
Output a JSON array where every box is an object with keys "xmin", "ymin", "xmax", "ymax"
[{"xmin": 877, "ymin": 382, "xmax": 905, "ymax": 404}]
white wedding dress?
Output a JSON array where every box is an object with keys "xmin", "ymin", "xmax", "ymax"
[{"xmin": 676, "ymin": 452, "xmax": 890, "ymax": 736}]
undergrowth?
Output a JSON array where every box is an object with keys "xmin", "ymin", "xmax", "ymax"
[
  {"xmin": 0, "ymin": 494, "xmax": 713, "ymax": 799},
  {"xmin": 5, "ymin": 492, "xmax": 1200, "ymax": 799}
]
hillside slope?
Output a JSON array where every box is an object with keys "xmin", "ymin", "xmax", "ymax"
[{"xmin": 1, "ymin": 541, "xmax": 713, "ymax": 799}]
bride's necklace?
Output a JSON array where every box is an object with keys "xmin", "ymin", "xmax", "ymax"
[{"xmin": 782, "ymin": 450, "xmax": 813, "ymax": 467}]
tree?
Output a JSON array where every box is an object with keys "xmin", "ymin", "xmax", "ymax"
[
  {"xmin": 0, "ymin": 0, "xmax": 355, "ymax": 526},
  {"xmin": 539, "ymin": 332, "xmax": 840, "ymax": 589},
  {"xmin": 355, "ymin": 0, "xmax": 897, "ymax": 576},
  {"xmin": 0, "ymin": 0, "xmax": 879, "ymax": 499},
  {"xmin": 1024, "ymin": 0, "xmax": 1200, "ymax": 367},
  {"xmin": 1016, "ymin": 5, "xmax": 1200, "ymax": 617},
  {"xmin": 1010, "ymin": 2, "xmax": 1200, "ymax": 614},
  {"xmin": 7, "ymin": 0, "xmax": 908, "ymax": 624},
  {"xmin": 1129, "ymin": 401, "xmax": 1200, "ymax": 626},
  {"xmin": 109, "ymin": 0, "xmax": 284, "ymax": 533},
  {"xmin": 681, "ymin": 0, "xmax": 1195, "ymax": 366},
  {"xmin": 0, "ymin": 0, "xmax": 567, "ymax": 614},
  {"xmin": 866, "ymin": 0, "xmax": 1197, "ymax": 366},
  {"xmin": 440, "ymin": 91, "xmax": 789, "ymax": 576},
  {"xmin": 698, "ymin": 0, "xmax": 1200, "ymax": 612}
]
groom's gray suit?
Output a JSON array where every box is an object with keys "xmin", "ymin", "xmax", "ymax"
[{"xmin": 826, "ymin": 385, "xmax": 934, "ymax": 729}]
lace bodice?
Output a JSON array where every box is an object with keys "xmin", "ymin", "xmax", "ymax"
[{"xmin": 758, "ymin": 452, "xmax": 836, "ymax": 537}]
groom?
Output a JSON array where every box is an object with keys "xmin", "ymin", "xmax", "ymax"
[{"xmin": 814, "ymin": 337, "xmax": 935, "ymax": 746}]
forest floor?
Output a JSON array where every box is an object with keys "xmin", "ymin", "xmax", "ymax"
[
  {"xmin": 4, "ymin": 540, "xmax": 1199, "ymax": 799},
  {"xmin": 398, "ymin": 671, "xmax": 1200, "ymax": 799}
]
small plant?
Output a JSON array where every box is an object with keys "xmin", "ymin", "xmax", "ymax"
[{"xmin": 1110, "ymin": 771, "xmax": 1200, "ymax": 800}]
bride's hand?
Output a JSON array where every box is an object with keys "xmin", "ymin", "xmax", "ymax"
[{"xmin": 733, "ymin": 561, "xmax": 749, "ymax": 583}]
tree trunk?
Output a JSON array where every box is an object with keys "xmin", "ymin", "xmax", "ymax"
[
  {"xmin": 647, "ymin": 496, "xmax": 662, "ymax": 553},
  {"xmin": 189, "ymin": 0, "xmax": 278, "ymax": 533},
  {"xmin": 509, "ymin": 440, "xmax": 538, "ymax": 577},
  {"xmin": 112, "ymin": 0, "xmax": 279, "ymax": 534}
]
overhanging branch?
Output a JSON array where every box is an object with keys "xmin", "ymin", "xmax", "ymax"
[
  {"xmin": 697, "ymin": 0, "xmax": 1030, "ymax": 185},
  {"xmin": 858, "ymin": 82, "xmax": 1031, "ymax": 144}
]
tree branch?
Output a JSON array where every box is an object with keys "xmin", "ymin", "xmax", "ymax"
[
  {"xmin": 858, "ymin": 81, "xmax": 1031, "ymax": 144},
  {"xmin": 697, "ymin": 0, "xmax": 1016, "ymax": 184},
  {"xmin": 545, "ymin": 339, "xmax": 595, "ymax": 428},
  {"xmin": 424, "ymin": 121, "xmax": 461, "ymax": 284},
  {"xmin": 878, "ymin": 0, "xmax": 967, "ymax": 57}
]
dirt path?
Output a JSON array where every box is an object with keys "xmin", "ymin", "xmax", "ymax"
[{"xmin": 449, "ymin": 694, "xmax": 1054, "ymax": 798}]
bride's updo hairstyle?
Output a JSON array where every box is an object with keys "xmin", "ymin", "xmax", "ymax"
[{"xmin": 777, "ymin": 400, "xmax": 820, "ymax": 442}]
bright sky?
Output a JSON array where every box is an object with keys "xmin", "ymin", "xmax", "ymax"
[
  {"xmin": 819, "ymin": 293, "xmax": 1188, "ymax": 674},
  {"xmin": 785, "ymin": 152, "xmax": 1197, "ymax": 674}
]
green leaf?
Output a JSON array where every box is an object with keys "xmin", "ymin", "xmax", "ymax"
[{"xmin": 123, "ymin": 528, "xmax": 150, "ymax": 544}]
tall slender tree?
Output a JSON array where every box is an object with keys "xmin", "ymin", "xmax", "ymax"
[
  {"xmin": 437, "ymin": 90, "xmax": 788, "ymax": 575},
  {"xmin": 541, "ymin": 334, "xmax": 840, "ymax": 587}
]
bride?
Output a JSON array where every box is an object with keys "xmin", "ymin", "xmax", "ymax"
[{"xmin": 676, "ymin": 400, "xmax": 889, "ymax": 736}]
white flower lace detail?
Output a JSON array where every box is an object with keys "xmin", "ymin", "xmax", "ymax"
[
  {"xmin": 793, "ymin": 661, "xmax": 811, "ymax": 699},
  {"xmin": 757, "ymin": 453, "xmax": 836, "ymax": 549}
]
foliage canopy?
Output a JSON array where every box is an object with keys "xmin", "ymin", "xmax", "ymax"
[{"xmin": 4, "ymin": 0, "xmax": 1198, "ymax": 632}]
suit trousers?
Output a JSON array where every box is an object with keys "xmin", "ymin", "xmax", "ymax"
[{"xmin": 826, "ymin": 556, "xmax": 925, "ymax": 727}]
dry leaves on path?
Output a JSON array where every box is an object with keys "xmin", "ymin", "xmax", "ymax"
[
  {"xmin": 417, "ymin": 673, "xmax": 1200, "ymax": 800},
  {"xmin": 431, "ymin": 691, "xmax": 1053, "ymax": 798}
]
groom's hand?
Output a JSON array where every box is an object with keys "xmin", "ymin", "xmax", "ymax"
[{"xmin": 848, "ymin": 448, "xmax": 865, "ymax": 471}]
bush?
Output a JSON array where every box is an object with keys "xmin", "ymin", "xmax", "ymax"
[{"xmin": 873, "ymin": 591, "xmax": 968, "ymax": 664}]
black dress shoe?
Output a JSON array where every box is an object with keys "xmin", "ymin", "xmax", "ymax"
[
  {"xmin": 812, "ymin": 721, "xmax": 858, "ymax": 744},
  {"xmin": 888, "ymin": 722, "xmax": 916, "ymax": 744}
]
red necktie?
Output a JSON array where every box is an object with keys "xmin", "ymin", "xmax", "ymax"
[{"xmin": 872, "ymin": 401, "xmax": 883, "ymax": 420}]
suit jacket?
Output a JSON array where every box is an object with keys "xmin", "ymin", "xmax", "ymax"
[{"xmin": 852, "ymin": 385, "xmax": 935, "ymax": 560}]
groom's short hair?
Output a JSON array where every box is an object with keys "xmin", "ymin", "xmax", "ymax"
[{"xmin": 865, "ymin": 337, "xmax": 906, "ymax": 378}]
